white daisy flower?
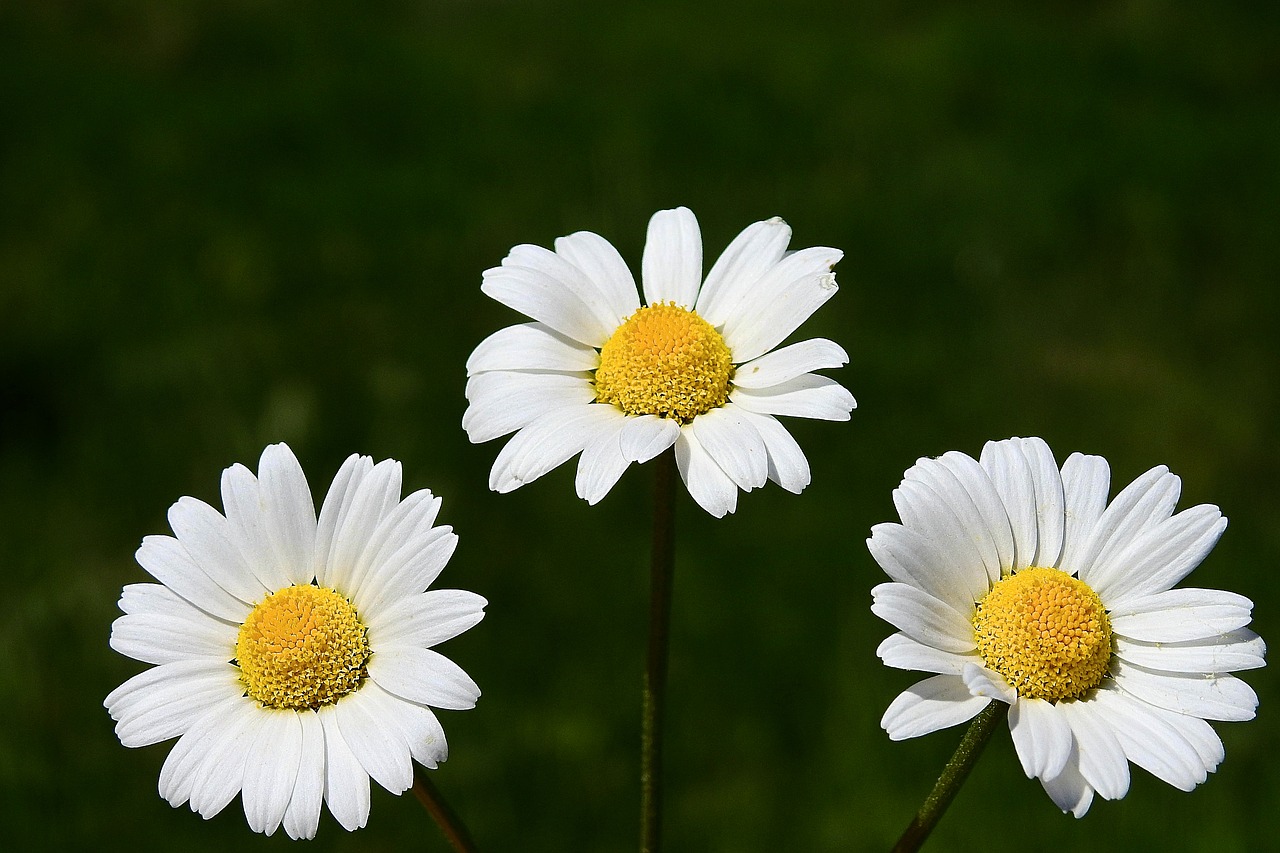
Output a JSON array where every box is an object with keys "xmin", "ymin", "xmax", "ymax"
[
  {"xmin": 870, "ymin": 437, "xmax": 1264, "ymax": 817},
  {"xmin": 104, "ymin": 444, "xmax": 485, "ymax": 839},
  {"xmin": 464, "ymin": 206, "xmax": 856, "ymax": 517}
]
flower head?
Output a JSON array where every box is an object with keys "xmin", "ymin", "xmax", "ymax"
[
  {"xmin": 105, "ymin": 444, "xmax": 485, "ymax": 838},
  {"xmin": 464, "ymin": 207, "xmax": 856, "ymax": 517},
  {"xmin": 870, "ymin": 437, "xmax": 1264, "ymax": 816}
]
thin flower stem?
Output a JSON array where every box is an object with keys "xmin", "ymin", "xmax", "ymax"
[
  {"xmin": 641, "ymin": 448, "xmax": 678, "ymax": 853},
  {"xmin": 412, "ymin": 765, "xmax": 480, "ymax": 853},
  {"xmin": 891, "ymin": 700, "xmax": 1009, "ymax": 853}
]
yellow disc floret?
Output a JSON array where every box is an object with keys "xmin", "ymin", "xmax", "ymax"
[
  {"xmin": 236, "ymin": 584, "xmax": 370, "ymax": 710},
  {"xmin": 972, "ymin": 567, "xmax": 1112, "ymax": 702},
  {"xmin": 594, "ymin": 302, "xmax": 734, "ymax": 422}
]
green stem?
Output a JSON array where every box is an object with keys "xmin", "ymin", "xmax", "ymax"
[
  {"xmin": 640, "ymin": 448, "xmax": 677, "ymax": 853},
  {"xmin": 412, "ymin": 765, "xmax": 480, "ymax": 853},
  {"xmin": 891, "ymin": 700, "xmax": 1009, "ymax": 853}
]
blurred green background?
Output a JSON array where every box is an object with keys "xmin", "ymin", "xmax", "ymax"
[{"xmin": 3, "ymin": 1, "xmax": 1277, "ymax": 850}]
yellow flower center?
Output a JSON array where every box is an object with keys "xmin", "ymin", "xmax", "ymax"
[
  {"xmin": 972, "ymin": 567, "xmax": 1112, "ymax": 702},
  {"xmin": 594, "ymin": 302, "xmax": 734, "ymax": 422},
  {"xmin": 235, "ymin": 584, "xmax": 370, "ymax": 710}
]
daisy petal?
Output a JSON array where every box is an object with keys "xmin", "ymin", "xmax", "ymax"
[
  {"xmin": 877, "ymin": 633, "xmax": 979, "ymax": 675},
  {"xmin": 1109, "ymin": 588, "xmax": 1254, "ymax": 642},
  {"xmin": 979, "ymin": 438, "xmax": 1039, "ymax": 571},
  {"xmin": 1092, "ymin": 505, "xmax": 1227, "ymax": 604},
  {"xmin": 463, "ymin": 371, "xmax": 595, "ymax": 444},
  {"xmin": 554, "ymin": 230, "xmax": 642, "ymax": 324},
  {"xmin": 318, "ymin": 704, "xmax": 371, "ymax": 831},
  {"xmin": 282, "ymin": 710, "xmax": 325, "ymax": 841},
  {"xmin": 867, "ymin": 523, "xmax": 983, "ymax": 615},
  {"xmin": 1112, "ymin": 660, "xmax": 1258, "ymax": 721},
  {"xmin": 891, "ymin": 478, "xmax": 992, "ymax": 605},
  {"xmin": 334, "ymin": 688, "xmax": 413, "ymax": 794},
  {"xmin": 619, "ymin": 414, "xmax": 680, "ymax": 462},
  {"xmin": 575, "ymin": 409, "xmax": 632, "ymax": 504},
  {"xmin": 961, "ymin": 663, "xmax": 1018, "ymax": 703},
  {"xmin": 314, "ymin": 454, "xmax": 373, "ymax": 584},
  {"xmin": 466, "ymin": 322, "xmax": 600, "ymax": 375},
  {"xmin": 1040, "ymin": 758, "xmax": 1095, "ymax": 818},
  {"xmin": 135, "ymin": 535, "xmax": 250, "ymax": 623},
  {"xmin": 933, "ymin": 451, "xmax": 1016, "ymax": 579},
  {"xmin": 1090, "ymin": 687, "xmax": 1206, "ymax": 790},
  {"xmin": 881, "ymin": 675, "xmax": 990, "ymax": 740},
  {"xmin": 1115, "ymin": 629, "xmax": 1266, "ymax": 674},
  {"xmin": 1058, "ymin": 452, "xmax": 1110, "ymax": 570},
  {"xmin": 157, "ymin": 695, "xmax": 244, "ymax": 808},
  {"xmin": 242, "ymin": 708, "xmax": 303, "ymax": 835},
  {"xmin": 105, "ymin": 660, "xmax": 242, "ymax": 748},
  {"xmin": 719, "ymin": 245, "xmax": 843, "ymax": 362},
  {"xmin": 354, "ymin": 527, "xmax": 458, "ymax": 618},
  {"xmin": 188, "ymin": 699, "xmax": 262, "ymax": 819},
  {"xmin": 673, "ymin": 425, "xmax": 738, "ymax": 517},
  {"xmin": 730, "ymin": 374, "xmax": 855, "ymax": 421},
  {"xmin": 349, "ymin": 488, "xmax": 444, "ymax": 606},
  {"xmin": 1075, "ymin": 465, "xmax": 1180, "ymax": 589},
  {"xmin": 689, "ymin": 404, "xmax": 768, "ymax": 492},
  {"xmin": 481, "ymin": 244, "xmax": 617, "ymax": 345},
  {"xmin": 368, "ymin": 646, "xmax": 482, "ymax": 710},
  {"xmin": 110, "ymin": 612, "xmax": 236, "ymax": 665},
  {"xmin": 167, "ymin": 497, "xmax": 266, "ymax": 604},
  {"xmin": 366, "ymin": 589, "xmax": 489, "ymax": 649},
  {"xmin": 731, "ymin": 339, "xmax": 849, "ymax": 389},
  {"xmin": 220, "ymin": 462, "xmax": 292, "ymax": 592},
  {"xmin": 641, "ymin": 207, "xmax": 702, "ymax": 308},
  {"xmin": 734, "ymin": 410, "xmax": 811, "ymax": 493},
  {"xmin": 357, "ymin": 681, "xmax": 450, "ymax": 769},
  {"xmin": 322, "ymin": 458, "xmax": 402, "ymax": 592},
  {"xmin": 870, "ymin": 582, "xmax": 976, "ymax": 653},
  {"xmin": 695, "ymin": 215, "xmax": 791, "ymax": 326},
  {"xmin": 257, "ymin": 443, "xmax": 318, "ymax": 586},
  {"xmin": 488, "ymin": 405, "xmax": 615, "ymax": 493},
  {"xmin": 1009, "ymin": 698, "xmax": 1072, "ymax": 780},
  {"xmin": 1056, "ymin": 699, "xmax": 1131, "ymax": 801},
  {"xmin": 1016, "ymin": 437, "xmax": 1066, "ymax": 569}
]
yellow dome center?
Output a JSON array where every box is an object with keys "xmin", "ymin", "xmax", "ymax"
[
  {"xmin": 235, "ymin": 584, "xmax": 371, "ymax": 710},
  {"xmin": 972, "ymin": 567, "xmax": 1112, "ymax": 702},
  {"xmin": 594, "ymin": 302, "xmax": 734, "ymax": 422}
]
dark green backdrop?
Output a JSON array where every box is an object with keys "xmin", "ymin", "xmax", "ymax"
[{"xmin": 2, "ymin": 1, "xmax": 1276, "ymax": 850}]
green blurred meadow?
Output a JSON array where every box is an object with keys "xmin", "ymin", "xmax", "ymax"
[{"xmin": 2, "ymin": 0, "xmax": 1277, "ymax": 850}]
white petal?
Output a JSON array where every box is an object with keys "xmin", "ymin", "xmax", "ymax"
[
  {"xmin": 355, "ymin": 528, "xmax": 458, "ymax": 618},
  {"xmin": 979, "ymin": 438, "xmax": 1039, "ymax": 571},
  {"xmin": 689, "ymin": 404, "xmax": 768, "ymax": 492},
  {"xmin": 368, "ymin": 646, "xmax": 482, "ymax": 710},
  {"xmin": 890, "ymin": 478, "xmax": 993, "ymax": 605},
  {"xmin": 105, "ymin": 660, "xmax": 241, "ymax": 748},
  {"xmin": 318, "ymin": 704, "xmax": 371, "ymax": 831},
  {"xmin": 1009, "ymin": 698, "xmax": 1073, "ymax": 780},
  {"xmin": 1058, "ymin": 452, "xmax": 1110, "ymax": 571},
  {"xmin": 1091, "ymin": 506, "xmax": 1227, "ymax": 604},
  {"xmin": 575, "ymin": 409, "xmax": 632, "ymax": 504},
  {"xmin": 1112, "ymin": 660, "xmax": 1258, "ymax": 721},
  {"xmin": 157, "ymin": 695, "xmax": 244, "ymax": 808},
  {"xmin": 734, "ymin": 410, "xmax": 811, "ymax": 493},
  {"xmin": 867, "ymin": 523, "xmax": 982, "ymax": 615},
  {"xmin": 188, "ymin": 699, "xmax": 262, "ymax": 819},
  {"xmin": 695, "ymin": 216, "xmax": 791, "ymax": 326},
  {"xmin": 554, "ymin": 230, "xmax": 642, "ymax": 324},
  {"xmin": 619, "ymin": 414, "xmax": 680, "ymax": 462},
  {"xmin": 135, "ymin": 535, "xmax": 251, "ymax": 623},
  {"xmin": 463, "ymin": 371, "xmax": 596, "ymax": 443},
  {"xmin": 356, "ymin": 681, "xmax": 449, "ymax": 770},
  {"xmin": 1089, "ymin": 686, "xmax": 1207, "ymax": 790},
  {"xmin": 1110, "ymin": 588, "xmax": 1254, "ymax": 642},
  {"xmin": 314, "ymin": 454, "xmax": 373, "ymax": 585},
  {"xmin": 881, "ymin": 675, "xmax": 990, "ymax": 740},
  {"xmin": 366, "ymin": 589, "xmax": 488, "ymax": 650},
  {"xmin": 961, "ymin": 663, "xmax": 1018, "ymax": 703},
  {"xmin": 932, "ymin": 451, "xmax": 1016, "ymax": 579},
  {"xmin": 1115, "ymin": 630, "xmax": 1266, "ymax": 674},
  {"xmin": 673, "ymin": 425, "xmax": 738, "ymax": 517},
  {"xmin": 349, "ymin": 488, "xmax": 444, "ymax": 607},
  {"xmin": 731, "ymin": 339, "xmax": 848, "ymax": 389},
  {"xmin": 730, "ymin": 374, "xmax": 855, "ymax": 421},
  {"xmin": 221, "ymin": 462, "xmax": 293, "ymax": 592},
  {"xmin": 481, "ymin": 244, "xmax": 618, "ymax": 345},
  {"xmin": 168, "ymin": 497, "xmax": 267, "ymax": 604},
  {"xmin": 242, "ymin": 708, "xmax": 303, "ymax": 835},
  {"xmin": 488, "ymin": 404, "xmax": 613, "ymax": 493},
  {"xmin": 876, "ymin": 632, "xmax": 980, "ymax": 675},
  {"xmin": 1017, "ymin": 437, "xmax": 1066, "ymax": 569},
  {"xmin": 257, "ymin": 443, "xmax": 318, "ymax": 586},
  {"xmin": 641, "ymin": 207, "xmax": 702, "ymax": 308},
  {"xmin": 719, "ymin": 246, "xmax": 843, "ymax": 363},
  {"xmin": 1040, "ymin": 758, "xmax": 1095, "ymax": 817},
  {"xmin": 1147, "ymin": 702, "xmax": 1225, "ymax": 775},
  {"xmin": 1056, "ymin": 698, "xmax": 1131, "ymax": 801},
  {"xmin": 1075, "ymin": 465, "xmax": 1180, "ymax": 589},
  {"xmin": 282, "ymin": 710, "xmax": 325, "ymax": 841},
  {"xmin": 334, "ymin": 688, "xmax": 413, "ymax": 794},
  {"xmin": 870, "ymin": 582, "xmax": 976, "ymax": 653},
  {"xmin": 466, "ymin": 322, "xmax": 600, "ymax": 376},
  {"xmin": 110, "ymin": 612, "xmax": 236, "ymax": 665},
  {"xmin": 321, "ymin": 458, "xmax": 403, "ymax": 592}
]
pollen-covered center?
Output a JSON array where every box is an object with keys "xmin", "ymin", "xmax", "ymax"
[
  {"xmin": 972, "ymin": 567, "xmax": 1112, "ymax": 702},
  {"xmin": 594, "ymin": 302, "xmax": 734, "ymax": 422},
  {"xmin": 236, "ymin": 584, "xmax": 370, "ymax": 710}
]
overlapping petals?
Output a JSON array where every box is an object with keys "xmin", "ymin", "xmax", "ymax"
[
  {"xmin": 869, "ymin": 436, "xmax": 1263, "ymax": 816},
  {"xmin": 105, "ymin": 444, "xmax": 485, "ymax": 838},
  {"xmin": 465, "ymin": 207, "xmax": 855, "ymax": 516}
]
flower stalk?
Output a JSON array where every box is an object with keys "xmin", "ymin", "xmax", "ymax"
[
  {"xmin": 413, "ymin": 766, "xmax": 480, "ymax": 853},
  {"xmin": 891, "ymin": 700, "xmax": 1009, "ymax": 853},
  {"xmin": 641, "ymin": 448, "xmax": 678, "ymax": 853}
]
